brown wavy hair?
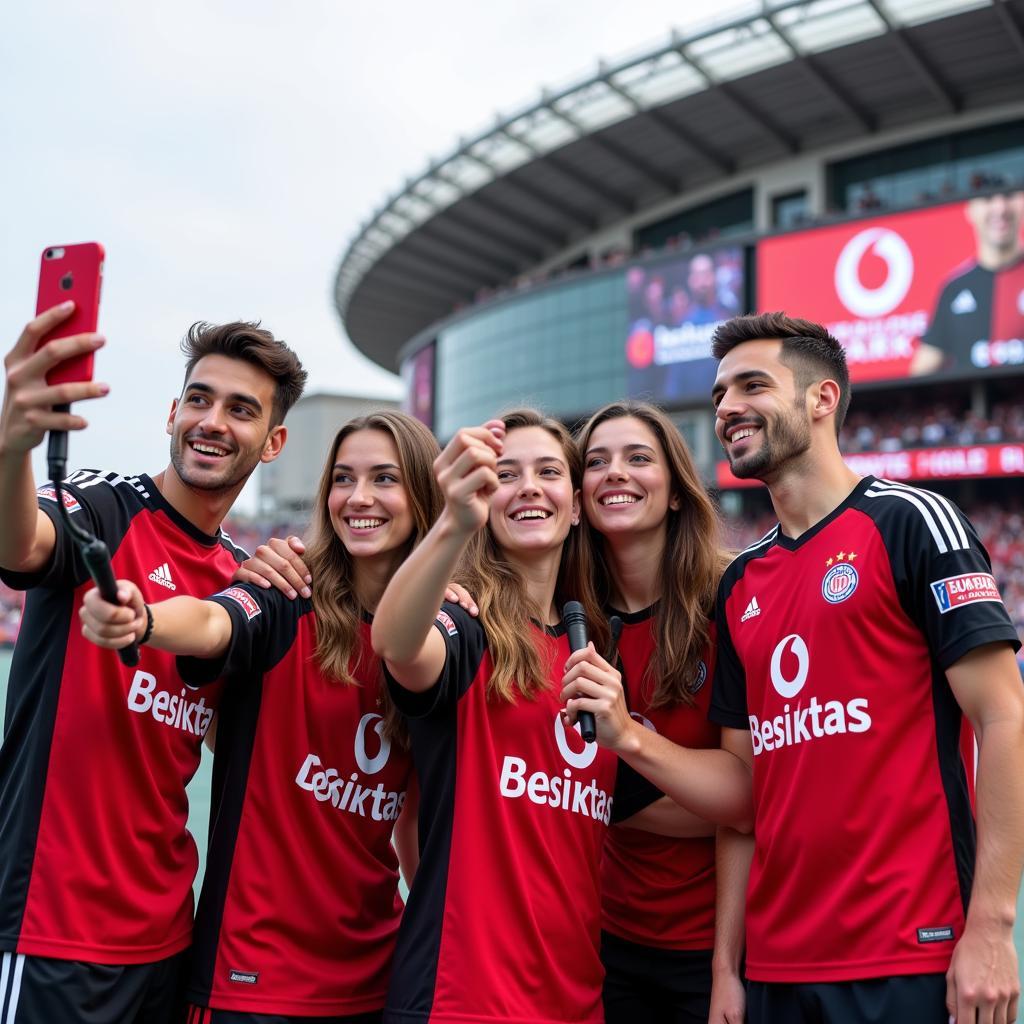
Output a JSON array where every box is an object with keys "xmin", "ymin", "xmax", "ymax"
[
  {"xmin": 576, "ymin": 401, "xmax": 729, "ymax": 708},
  {"xmin": 457, "ymin": 409, "xmax": 606, "ymax": 703},
  {"xmin": 306, "ymin": 412, "xmax": 442, "ymax": 713}
]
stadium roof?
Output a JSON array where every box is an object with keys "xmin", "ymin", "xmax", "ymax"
[{"xmin": 335, "ymin": 0, "xmax": 1024, "ymax": 372}]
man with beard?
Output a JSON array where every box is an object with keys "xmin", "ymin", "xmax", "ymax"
[
  {"xmin": 0, "ymin": 305, "xmax": 306, "ymax": 1023},
  {"xmin": 562, "ymin": 312, "xmax": 1023, "ymax": 1024}
]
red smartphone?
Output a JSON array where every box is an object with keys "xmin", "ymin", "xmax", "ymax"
[{"xmin": 35, "ymin": 242, "xmax": 105, "ymax": 386}]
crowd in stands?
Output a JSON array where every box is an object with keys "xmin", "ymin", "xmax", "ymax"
[{"xmin": 840, "ymin": 402, "xmax": 1024, "ymax": 454}]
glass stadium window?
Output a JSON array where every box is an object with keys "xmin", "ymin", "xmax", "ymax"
[
  {"xmin": 634, "ymin": 189, "xmax": 754, "ymax": 251},
  {"xmin": 771, "ymin": 190, "xmax": 809, "ymax": 229},
  {"xmin": 830, "ymin": 120, "xmax": 1024, "ymax": 212}
]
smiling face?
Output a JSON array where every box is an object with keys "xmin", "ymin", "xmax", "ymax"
[
  {"xmin": 167, "ymin": 354, "xmax": 281, "ymax": 493},
  {"xmin": 489, "ymin": 426, "xmax": 579, "ymax": 558},
  {"xmin": 582, "ymin": 415, "xmax": 678, "ymax": 540},
  {"xmin": 712, "ymin": 339, "xmax": 813, "ymax": 481},
  {"xmin": 326, "ymin": 429, "xmax": 414, "ymax": 560}
]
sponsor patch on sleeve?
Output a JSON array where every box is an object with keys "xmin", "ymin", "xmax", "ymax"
[
  {"xmin": 435, "ymin": 610, "xmax": 459, "ymax": 637},
  {"xmin": 37, "ymin": 484, "xmax": 81, "ymax": 513},
  {"xmin": 217, "ymin": 586, "xmax": 262, "ymax": 620},
  {"xmin": 930, "ymin": 572, "xmax": 1002, "ymax": 614}
]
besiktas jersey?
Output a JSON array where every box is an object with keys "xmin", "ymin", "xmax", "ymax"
[
  {"xmin": 709, "ymin": 476, "xmax": 1020, "ymax": 983},
  {"xmin": 0, "ymin": 470, "xmax": 245, "ymax": 964},
  {"xmin": 601, "ymin": 605, "xmax": 718, "ymax": 951},
  {"xmin": 923, "ymin": 256, "xmax": 1024, "ymax": 371},
  {"xmin": 178, "ymin": 587, "xmax": 410, "ymax": 1016},
  {"xmin": 385, "ymin": 603, "xmax": 618, "ymax": 1024}
]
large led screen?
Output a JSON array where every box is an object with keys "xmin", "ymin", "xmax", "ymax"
[
  {"xmin": 402, "ymin": 342, "xmax": 435, "ymax": 430},
  {"xmin": 757, "ymin": 193, "xmax": 1024, "ymax": 382},
  {"xmin": 625, "ymin": 247, "xmax": 744, "ymax": 402}
]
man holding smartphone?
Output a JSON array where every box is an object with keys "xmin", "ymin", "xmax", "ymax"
[{"xmin": 0, "ymin": 302, "xmax": 307, "ymax": 1023}]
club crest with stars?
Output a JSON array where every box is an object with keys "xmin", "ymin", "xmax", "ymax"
[{"xmin": 822, "ymin": 551, "xmax": 859, "ymax": 604}]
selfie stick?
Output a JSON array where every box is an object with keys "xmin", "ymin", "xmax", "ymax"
[{"xmin": 48, "ymin": 405, "xmax": 139, "ymax": 667}]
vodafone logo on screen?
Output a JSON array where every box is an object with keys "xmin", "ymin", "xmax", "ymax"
[{"xmin": 834, "ymin": 228, "xmax": 914, "ymax": 318}]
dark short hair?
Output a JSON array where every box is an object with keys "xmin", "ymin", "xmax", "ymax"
[
  {"xmin": 711, "ymin": 312, "xmax": 851, "ymax": 433},
  {"xmin": 181, "ymin": 321, "xmax": 307, "ymax": 426}
]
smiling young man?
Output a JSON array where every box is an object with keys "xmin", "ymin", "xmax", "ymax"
[
  {"xmin": 565, "ymin": 312, "xmax": 1024, "ymax": 1024},
  {"xmin": 0, "ymin": 305, "xmax": 306, "ymax": 1023}
]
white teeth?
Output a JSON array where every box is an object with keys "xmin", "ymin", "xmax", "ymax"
[
  {"xmin": 512, "ymin": 509, "xmax": 550, "ymax": 521},
  {"xmin": 730, "ymin": 427, "xmax": 757, "ymax": 442},
  {"xmin": 601, "ymin": 494, "xmax": 638, "ymax": 506},
  {"xmin": 348, "ymin": 518, "xmax": 385, "ymax": 529},
  {"xmin": 191, "ymin": 442, "xmax": 227, "ymax": 456}
]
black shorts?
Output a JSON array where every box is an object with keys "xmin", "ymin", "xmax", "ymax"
[
  {"xmin": 747, "ymin": 973, "xmax": 948, "ymax": 1024},
  {"xmin": 600, "ymin": 930, "xmax": 713, "ymax": 1024},
  {"xmin": 0, "ymin": 948, "xmax": 188, "ymax": 1024},
  {"xmin": 186, "ymin": 1009, "xmax": 382, "ymax": 1024}
]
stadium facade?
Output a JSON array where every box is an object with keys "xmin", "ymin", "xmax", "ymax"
[{"xmin": 333, "ymin": 0, "xmax": 1024, "ymax": 517}]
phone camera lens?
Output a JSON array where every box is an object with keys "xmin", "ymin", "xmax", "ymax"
[
  {"xmin": 44, "ymin": 249, "xmax": 53, "ymax": 259},
  {"xmin": 60, "ymin": 273, "xmax": 74, "ymax": 291}
]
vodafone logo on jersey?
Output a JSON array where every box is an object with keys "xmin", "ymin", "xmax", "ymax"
[
  {"xmin": 294, "ymin": 713, "xmax": 405, "ymax": 822},
  {"xmin": 834, "ymin": 228, "xmax": 914, "ymax": 318},
  {"xmin": 498, "ymin": 711, "xmax": 613, "ymax": 824},
  {"xmin": 749, "ymin": 633, "xmax": 872, "ymax": 757}
]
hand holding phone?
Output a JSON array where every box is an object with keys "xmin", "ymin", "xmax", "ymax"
[
  {"xmin": 35, "ymin": 242, "xmax": 105, "ymax": 386},
  {"xmin": 0, "ymin": 245, "xmax": 108, "ymax": 457}
]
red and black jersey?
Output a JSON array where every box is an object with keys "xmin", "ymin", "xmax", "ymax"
[
  {"xmin": 923, "ymin": 256, "xmax": 1024, "ymax": 371},
  {"xmin": 0, "ymin": 470, "xmax": 245, "ymax": 964},
  {"xmin": 385, "ymin": 603, "xmax": 618, "ymax": 1024},
  {"xmin": 709, "ymin": 476, "xmax": 1021, "ymax": 983},
  {"xmin": 178, "ymin": 586, "xmax": 411, "ymax": 1016},
  {"xmin": 602, "ymin": 606, "xmax": 718, "ymax": 951}
]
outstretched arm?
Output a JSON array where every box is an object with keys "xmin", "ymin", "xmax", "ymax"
[
  {"xmin": 80, "ymin": 581, "xmax": 233, "ymax": 659},
  {"xmin": 0, "ymin": 304, "xmax": 107, "ymax": 573},
  {"xmin": 372, "ymin": 422, "xmax": 503, "ymax": 692},
  {"xmin": 561, "ymin": 644, "xmax": 753, "ymax": 831}
]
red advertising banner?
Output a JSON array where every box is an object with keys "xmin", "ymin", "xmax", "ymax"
[
  {"xmin": 716, "ymin": 442, "xmax": 1024, "ymax": 489},
  {"xmin": 757, "ymin": 195, "xmax": 1024, "ymax": 382}
]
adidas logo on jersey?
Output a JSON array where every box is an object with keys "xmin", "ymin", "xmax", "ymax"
[
  {"xmin": 951, "ymin": 289, "xmax": 977, "ymax": 314},
  {"xmin": 148, "ymin": 563, "xmax": 177, "ymax": 591},
  {"xmin": 741, "ymin": 596, "xmax": 761, "ymax": 622}
]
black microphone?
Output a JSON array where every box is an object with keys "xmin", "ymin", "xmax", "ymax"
[{"xmin": 562, "ymin": 601, "xmax": 596, "ymax": 743}]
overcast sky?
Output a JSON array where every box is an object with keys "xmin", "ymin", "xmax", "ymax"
[{"xmin": 2, "ymin": 0, "xmax": 728, "ymax": 513}]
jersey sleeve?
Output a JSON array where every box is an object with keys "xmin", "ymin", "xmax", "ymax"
[
  {"xmin": 0, "ymin": 470, "xmax": 135, "ymax": 591},
  {"xmin": 708, "ymin": 577, "xmax": 749, "ymax": 729},
  {"xmin": 609, "ymin": 760, "xmax": 663, "ymax": 822},
  {"xmin": 384, "ymin": 602, "xmax": 487, "ymax": 718},
  {"xmin": 879, "ymin": 491, "xmax": 1020, "ymax": 669},
  {"xmin": 176, "ymin": 584, "xmax": 303, "ymax": 686}
]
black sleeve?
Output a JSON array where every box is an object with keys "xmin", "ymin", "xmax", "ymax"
[
  {"xmin": 384, "ymin": 602, "xmax": 488, "ymax": 719},
  {"xmin": 610, "ymin": 759, "xmax": 664, "ymax": 823},
  {"xmin": 882, "ymin": 492, "xmax": 1020, "ymax": 669},
  {"xmin": 176, "ymin": 585, "xmax": 305, "ymax": 686},
  {"xmin": 0, "ymin": 470, "xmax": 135, "ymax": 591},
  {"xmin": 708, "ymin": 575, "xmax": 749, "ymax": 729}
]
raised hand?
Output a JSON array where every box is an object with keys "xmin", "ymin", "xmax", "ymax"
[
  {"xmin": 434, "ymin": 420, "xmax": 504, "ymax": 535},
  {"xmin": 1, "ymin": 303, "xmax": 108, "ymax": 455},
  {"xmin": 233, "ymin": 534, "xmax": 311, "ymax": 599}
]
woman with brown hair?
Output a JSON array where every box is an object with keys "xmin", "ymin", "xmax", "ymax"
[
  {"xmin": 573, "ymin": 400, "xmax": 731, "ymax": 1023},
  {"xmin": 79, "ymin": 410, "xmax": 443, "ymax": 1024},
  {"xmin": 371, "ymin": 409, "xmax": 616, "ymax": 1024}
]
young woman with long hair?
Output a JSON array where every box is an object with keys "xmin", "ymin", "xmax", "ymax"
[
  {"xmin": 371, "ymin": 409, "xmax": 616, "ymax": 1024},
  {"xmin": 573, "ymin": 400, "xmax": 731, "ymax": 1023},
  {"xmin": 79, "ymin": 411, "xmax": 443, "ymax": 1024}
]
